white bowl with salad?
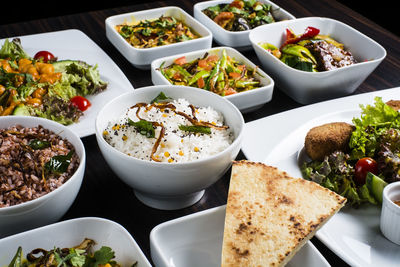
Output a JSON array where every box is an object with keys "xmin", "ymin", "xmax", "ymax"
[
  {"xmin": 105, "ymin": 6, "xmax": 213, "ymax": 69},
  {"xmin": 194, "ymin": 0, "xmax": 295, "ymax": 50},
  {"xmin": 249, "ymin": 17, "xmax": 386, "ymax": 104},
  {"xmin": 151, "ymin": 46, "xmax": 274, "ymax": 113}
]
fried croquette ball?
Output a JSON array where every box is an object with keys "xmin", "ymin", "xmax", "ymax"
[
  {"xmin": 305, "ymin": 122, "xmax": 355, "ymax": 161},
  {"xmin": 386, "ymin": 100, "xmax": 400, "ymax": 111}
]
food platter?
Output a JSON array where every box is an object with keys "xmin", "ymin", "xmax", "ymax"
[
  {"xmin": 0, "ymin": 29, "xmax": 134, "ymax": 137},
  {"xmin": 242, "ymin": 87, "xmax": 400, "ymax": 267},
  {"xmin": 150, "ymin": 205, "xmax": 330, "ymax": 267}
]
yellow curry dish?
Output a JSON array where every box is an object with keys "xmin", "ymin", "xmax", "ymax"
[{"xmin": 115, "ymin": 16, "xmax": 200, "ymax": 49}]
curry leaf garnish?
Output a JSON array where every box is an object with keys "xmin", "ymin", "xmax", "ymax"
[
  {"xmin": 45, "ymin": 150, "xmax": 74, "ymax": 174},
  {"xmin": 179, "ymin": 125, "xmax": 211, "ymax": 134},
  {"xmin": 29, "ymin": 139, "xmax": 51, "ymax": 149},
  {"xmin": 128, "ymin": 118, "xmax": 155, "ymax": 138},
  {"xmin": 150, "ymin": 91, "xmax": 172, "ymax": 104}
]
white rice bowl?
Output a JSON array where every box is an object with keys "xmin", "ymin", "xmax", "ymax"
[{"xmin": 103, "ymin": 98, "xmax": 233, "ymax": 163}]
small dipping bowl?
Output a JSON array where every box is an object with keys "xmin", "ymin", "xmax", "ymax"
[{"xmin": 380, "ymin": 181, "xmax": 400, "ymax": 245}]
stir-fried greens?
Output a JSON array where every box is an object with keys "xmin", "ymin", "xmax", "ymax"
[
  {"xmin": 0, "ymin": 38, "xmax": 107, "ymax": 125},
  {"xmin": 7, "ymin": 238, "xmax": 137, "ymax": 267},
  {"xmin": 115, "ymin": 16, "xmax": 199, "ymax": 48},
  {"xmin": 261, "ymin": 26, "xmax": 356, "ymax": 72},
  {"xmin": 203, "ymin": 0, "xmax": 276, "ymax": 31},
  {"xmin": 301, "ymin": 97, "xmax": 400, "ymax": 207},
  {"xmin": 159, "ymin": 49, "xmax": 261, "ymax": 96}
]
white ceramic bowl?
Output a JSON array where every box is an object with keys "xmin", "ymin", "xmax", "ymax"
[
  {"xmin": 151, "ymin": 46, "xmax": 274, "ymax": 113},
  {"xmin": 381, "ymin": 181, "xmax": 400, "ymax": 245},
  {"xmin": 194, "ymin": 0, "xmax": 295, "ymax": 50},
  {"xmin": 0, "ymin": 217, "xmax": 151, "ymax": 267},
  {"xmin": 150, "ymin": 205, "xmax": 330, "ymax": 267},
  {"xmin": 249, "ymin": 17, "xmax": 387, "ymax": 104},
  {"xmin": 105, "ymin": 6, "xmax": 213, "ymax": 69},
  {"xmin": 0, "ymin": 116, "xmax": 85, "ymax": 238},
  {"xmin": 95, "ymin": 85, "xmax": 244, "ymax": 210}
]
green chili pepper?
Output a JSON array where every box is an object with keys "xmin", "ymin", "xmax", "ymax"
[
  {"xmin": 281, "ymin": 44, "xmax": 316, "ymax": 64},
  {"xmin": 205, "ymin": 59, "xmax": 221, "ymax": 91},
  {"xmin": 8, "ymin": 246, "xmax": 22, "ymax": 267},
  {"xmin": 188, "ymin": 70, "xmax": 210, "ymax": 85},
  {"xmin": 235, "ymin": 80, "xmax": 260, "ymax": 88},
  {"xmin": 172, "ymin": 65, "xmax": 191, "ymax": 80},
  {"xmin": 179, "ymin": 125, "xmax": 211, "ymax": 134}
]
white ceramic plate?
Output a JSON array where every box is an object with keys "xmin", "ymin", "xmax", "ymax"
[
  {"xmin": 0, "ymin": 29, "xmax": 133, "ymax": 137},
  {"xmin": 150, "ymin": 205, "xmax": 330, "ymax": 267},
  {"xmin": 0, "ymin": 217, "xmax": 152, "ymax": 267},
  {"xmin": 151, "ymin": 46, "xmax": 274, "ymax": 113},
  {"xmin": 241, "ymin": 87, "xmax": 400, "ymax": 267}
]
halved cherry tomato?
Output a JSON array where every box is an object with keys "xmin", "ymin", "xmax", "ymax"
[
  {"xmin": 70, "ymin": 96, "xmax": 91, "ymax": 111},
  {"xmin": 174, "ymin": 56, "xmax": 187, "ymax": 66},
  {"xmin": 34, "ymin": 51, "xmax": 55, "ymax": 63},
  {"xmin": 354, "ymin": 157, "xmax": 378, "ymax": 185}
]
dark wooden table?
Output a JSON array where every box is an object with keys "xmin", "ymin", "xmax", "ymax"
[{"xmin": 1, "ymin": 1, "xmax": 400, "ymax": 266}]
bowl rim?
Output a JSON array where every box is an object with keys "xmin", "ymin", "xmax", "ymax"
[
  {"xmin": 150, "ymin": 46, "xmax": 274, "ymax": 99},
  {"xmin": 105, "ymin": 6, "xmax": 213, "ymax": 52},
  {"xmin": 193, "ymin": 0, "xmax": 296, "ymax": 35},
  {"xmin": 0, "ymin": 116, "xmax": 86, "ymax": 213},
  {"xmin": 95, "ymin": 85, "xmax": 244, "ymax": 167},
  {"xmin": 383, "ymin": 181, "xmax": 400, "ymax": 212},
  {"xmin": 249, "ymin": 16, "xmax": 387, "ymax": 76}
]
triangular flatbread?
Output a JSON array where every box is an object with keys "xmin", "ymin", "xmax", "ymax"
[{"xmin": 221, "ymin": 161, "xmax": 346, "ymax": 267}]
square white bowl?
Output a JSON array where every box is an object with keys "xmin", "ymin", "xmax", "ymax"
[
  {"xmin": 249, "ymin": 17, "xmax": 387, "ymax": 104},
  {"xmin": 106, "ymin": 6, "xmax": 213, "ymax": 69},
  {"xmin": 150, "ymin": 205, "xmax": 330, "ymax": 267},
  {"xmin": 0, "ymin": 217, "xmax": 152, "ymax": 267},
  {"xmin": 151, "ymin": 46, "xmax": 274, "ymax": 113},
  {"xmin": 194, "ymin": 0, "xmax": 295, "ymax": 50}
]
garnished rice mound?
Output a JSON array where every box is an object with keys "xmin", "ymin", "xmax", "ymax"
[
  {"xmin": 103, "ymin": 97, "xmax": 234, "ymax": 163},
  {"xmin": 0, "ymin": 125, "xmax": 79, "ymax": 208}
]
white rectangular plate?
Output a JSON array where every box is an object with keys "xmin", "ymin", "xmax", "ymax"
[
  {"xmin": 150, "ymin": 205, "xmax": 330, "ymax": 267},
  {"xmin": 241, "ymin": 87, "xmax": 400, "ymax": 267},
  {"xmin": 0, "ymin": 217, "xmax": 152, "ymax": 267},
  {"xmin": 0, "ymin": 29, "xmax": 133, "ymax": 137}
]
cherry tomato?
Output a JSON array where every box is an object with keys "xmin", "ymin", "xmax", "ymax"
[
  {"xmin": 354, "ymin": 157, "xmax": 378, "ymax": 185},
  {"xmin": 34, "ymin": 51, "xmax": 55, "ymax": 63},
  {"xmin": 70, "ymin": 96, "xmax": 91, "ymax": 111}
]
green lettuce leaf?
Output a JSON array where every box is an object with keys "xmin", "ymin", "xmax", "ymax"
[{"xmin": 0, "ymin": 38, "xmax": 30, "ymax": 60}]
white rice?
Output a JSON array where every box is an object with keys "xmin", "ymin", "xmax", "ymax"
[{"xmin": 103, "ymin": 98, "xmax": 234, "ymax": 163}]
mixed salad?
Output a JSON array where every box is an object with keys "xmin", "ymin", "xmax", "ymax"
[
  {"xmin": 159, "ymin": 49, "xmax": 261, "ymax": 96},
  {"xmin": 301, "ymin": 97, "xmax": 399, "ymax": 207},
  {"xmin": 203, "ymin": 0, "xmax": 276, "ymax": 31},
  {"xmin": 261, "ymin": 26, "xmax": 356, "ymax": 72},
  {"xmin": 7, "ymin": 238, "xmax": 137, "ymax": 267},
  {"xmin": 0, "ymin": 38, "xmax": 107, "ymax": 125},
  {"xmin": 115, "ymin": 16, "xmax": 199, "ymax": 49}
]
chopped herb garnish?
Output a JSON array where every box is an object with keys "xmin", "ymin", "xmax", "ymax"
[
  {"xmin": 44, "ymin": 150, "xmax": 74, "ymax": 174},
  {"xmin": 179, "ymin": 125, "xmax": 211, "ymax": 134},
  {"xmin": 29, "ymin": 139, "xmax": 51, "ymax": 149},
  {"xmin": 150, "ymin": 91, "xmax": 172, "ymax": 104},
  {"xmin": 128, "ymin": 118, "xmax": 155, "ymax": 138}
]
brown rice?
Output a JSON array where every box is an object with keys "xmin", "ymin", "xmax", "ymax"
[{"xmin": 0, "ymin": 125, "xmax": 79, "ymax": 208}]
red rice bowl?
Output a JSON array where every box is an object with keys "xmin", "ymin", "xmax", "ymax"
[{"xmin": 0, "ymin": 125, "xmax": 80, "ymax": 208}]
